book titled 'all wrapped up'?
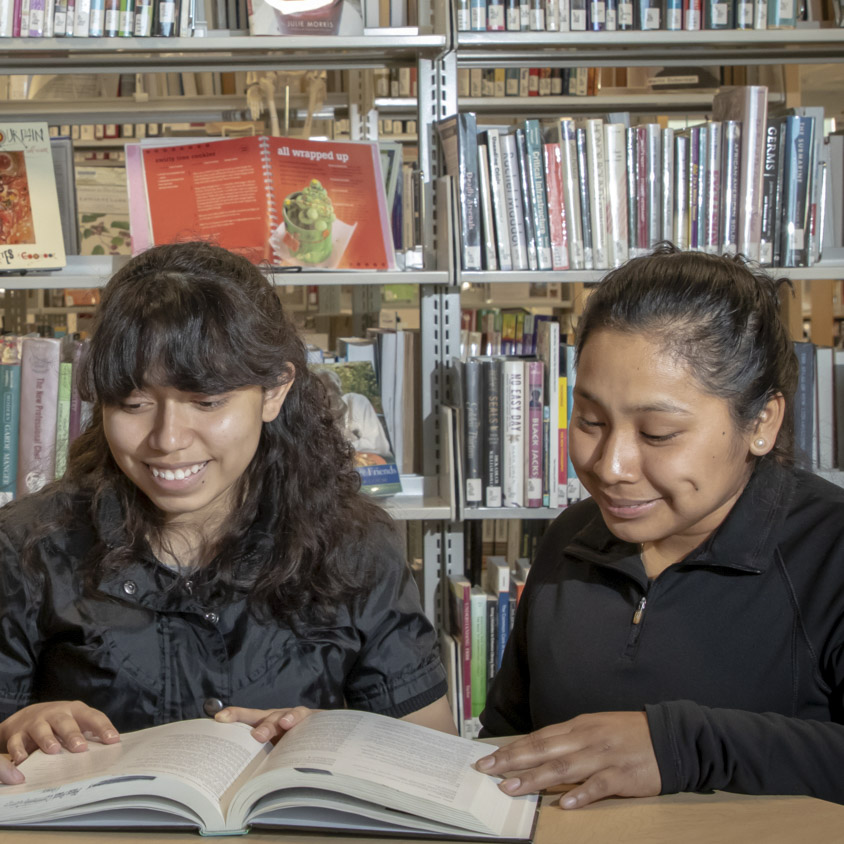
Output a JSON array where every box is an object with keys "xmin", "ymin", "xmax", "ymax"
[
  {"xmin": 0, "ymin": 122, "xmax": 66, "ymax": 272},
  {"xmin": 131, "ymin": 135, "xmax": 394, "ymax": 271}
]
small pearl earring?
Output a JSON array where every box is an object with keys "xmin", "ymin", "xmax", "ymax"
[{"xmin": 754, "ymin": 438, "xmax": 766, "ymax": 450}]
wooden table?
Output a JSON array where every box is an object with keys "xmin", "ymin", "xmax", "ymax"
[{"xmin": 3, "ymin": 791, "xmax": 843, "ymax": 844}]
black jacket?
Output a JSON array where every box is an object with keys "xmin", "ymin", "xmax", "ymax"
[
  {"xmin": 481, "ymin": 461, "xmax": 844, "ymax": 804},
  {"xmin": 0, "ymin": 488, "xmax": 446, "ymax": 732}
]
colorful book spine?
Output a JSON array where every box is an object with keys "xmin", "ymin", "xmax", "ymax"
[
  {"xmin": 88, "ymin": 0, "xmax": 105, "ymax": 33},
  {"xmin": 54, "ymin": 356, "xmax": 73, "ymax": 480},
  {"xmin": 447, "ymin": 574, "xmax": 473, "ymax": 737},
  {"xmin": 543, "ymin": 142, "xmax": 570, "ymax": 271},
  {"xmin": 17, "ymin": 338, "xmax": 61, "ymax": 499},
  {"xmin": 626, "ymin": 126, "xmax": 640, "ymax": 255},
  {"xmin": 683, "ymin": 0, "xmax": 701, "ymax": 27},
  {"xmin": 704, "ymin": 0, "xmax": 732, "ymax": 28},
  {"xmin": 469, "ymin": 586, "xmax": 488, "ymax": 723},
  {"xmin": 118, "ymin": 0, "xmax": 134, "ymax": 33},
  {"xmin": 665, "ymin": 0, "xmax": 681, "ymax": 28},
  {"xmin": 484, "ymin": 556, "xmax": 511, "ymax": 671},
  {"xmin": 535, "ymin": 320, "xmax": 560, "ymax": 509},
  {"xmin": 617, "ymin": 0, "xmax": 633, "ymax": 26},
  {"xmin": 526, "ymin": 359, "xmax": 544, "ymax": 508},
  {"xmin": 523, "ymin": 119, "xmax": 553, "ymax": 271}
]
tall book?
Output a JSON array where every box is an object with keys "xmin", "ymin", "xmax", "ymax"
[
  {"xmin": 136, "ymin": 135, "xmax": 394, "ymax": 269},
  {"xmin": 0, "ymin": 122, "xmax": 67, "ymax": 271},
  {"xmin": 514, "ymin": 128, "xmax": 539, "ymax": 270},
  {"xmin": 469, "ymin": 585, "xmax": 488, "ymax": 725},
  {"xmin": 484, "ymin": 128, "xmax": 514, "ymax": 271},
  {"xmin": 246, "ymin": 0, "xmax": 364, "ymax": 34},
  {"xmin": 53, "ymin": 338, "xmax": 75, "ymax": 480},
  {"xmin": 438, "ymin": 113, "xmax": 482, "ymax": 272},
  {"xmin": 703, "ymin": 120, "xmax": 722, "ymax": 253},
  {"xmin": 543, "ymin": 141, "xmax": 570, "ymax": 270},
  {"xmin": 477, "ymin": 142, "xmax": 498, "ymax": 271},
  {"xmin": 760, "ymin": 117, "xmax": 782, "ymax": 265},
  {"xmin": 17, "ymin": 337, "xmax": 61, "ymax": 499},
  {"xmin": 525, "ymin": 359, "xmax": 544, "ymax": 508},
  {"xmin": 501, "ymin": 358, "xmax": 525, "ymax": 508},
  {"xmin": 461, "ymin": 357, "xmax": 483, "ymax": 508},
  {"xmin": 604, "ymin": 121, "xmax": 628, "ymax": 267},
  {"xmin": 523, "ymin": 119, "xmax": 553, "ymax": 270},
  {"xmin": 553, "ymin": 117, "xmax": 585, "ymax": 269},
  {"xmin": 499, "ymin": 132, "xmax": 530, "ymax": 271},
  {"xmin": 712, "ymin": 85, "xmax": 768, "ymax": 262},
  {"xmin": 767, "ymin": 0, "xmax": 795, "ymax": 27},
  {"xmin": 661, "ymin": 126, "xmax": 675, "ymax": 245},
  {"xmin": 535, "ymin": 319, "xmax": 560, "ymax": 509},
  {"xmin": 484, "ymin": 555, "xmax": 511, "ymax": 671},
  {"xmin": 781, "ymin": 114, "xmax": 815, "ymax": 268},
  {"xmin": 673, "ymin": 132, "xmax": 690, "ymax": 251},
  {"xmin": 481, "ymin": 356, "xmax": 503, "ymax": 508},
  {"xmin": 447, "ymin": 573, "xmax": 473, "ymax": 737},
  {"xmin": 575, "ymin": 125, "xmax": 595, "ymax": 269},
  {"xmin": 644, "ymin": 123, "xmax": 662, "ymax": 250},
  {"xmin": 583, "ymin": 117, "xmax": 609, "ymax": 269},
  {"xmin": 793, "ymin": 340, "xmax": 815, "ymax": 469},
  {"xmin": 0, "ymin": 339, "xmax": 21, "ymax": 506},
  {"xmin": 720, "ymin": 119, "xmax": 741, "ymax": 254}
]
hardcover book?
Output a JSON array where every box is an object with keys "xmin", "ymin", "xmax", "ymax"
[
  {"xmin": 0, "ymin": 122, "xmax": 66, "ymax": 272},
  {"xmin": 135, "ymin": 135, "xmax": 394, "ymax": 270},
  {"xmin": 0, "ymin": 711, "xmax": 539, "ymax": 840}
]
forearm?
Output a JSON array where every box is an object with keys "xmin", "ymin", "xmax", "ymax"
[{"xmin": 647, "ymin": 700, "xmax": 844, "ymax": 804}]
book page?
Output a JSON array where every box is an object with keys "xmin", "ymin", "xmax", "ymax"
[
  {"xmin": 234, "ymin": 710, "xmax": 532, "ymax": 836},
  {"xmin": 2, "ymin": 719, "xmax": 269, "ymax": 831}
]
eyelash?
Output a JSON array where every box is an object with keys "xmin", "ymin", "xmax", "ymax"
[{"xmin": 577, "ymin": 418, "xmax": 678, "ymax": 442}]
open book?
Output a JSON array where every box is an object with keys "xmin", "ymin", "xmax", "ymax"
[
  {"xmin": 129, "ymin": 134, "xmax": 395, "ymax": 271},
  {"xmin": 0, "ymin": 709, "xmax": 539, "ymax": 840}
]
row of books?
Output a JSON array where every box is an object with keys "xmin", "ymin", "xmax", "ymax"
[
  {"xmin": 450, "ymin": 323, "xmax": 584, "ymax": 513},
  {"xmin": 460, "ymin": 306, "xmax": 555, "ymax": 357},
  {"xmin": 444, "ymin": 557, "xmax": 531, "ymax": 737},
  {"xmin": 456, "ymin": 0, "xmax": 827, "ymax": 31},
  {"xmin": 439, "ymin": 88, "xmax": 834, "ymax": 273},
  {"xmin": 0, "ymin": 336, "xmax": 90, "ymax": 506},
  {"xmin": 458, "ymin": 67, "xmax": 599, "ymax": 99},
  {"xmin": 794, "ymin": 341, "xmax": 844, "ymax": 473}
]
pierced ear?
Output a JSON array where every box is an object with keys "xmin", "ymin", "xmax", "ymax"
[
  {"xmin": 262, "ymin": 367, "xmax": 295, "ymax": 423},
  {"xmin": 749, "ymin": 393, "xmax": 786, "ymax": 456}
]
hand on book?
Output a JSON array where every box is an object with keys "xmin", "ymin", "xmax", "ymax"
[
  {"xmin": 214, "ymin": 705, "xmax": 318, "ymax": 744},
  {"xmin": 0, "ymin": 700, "xmax": 120, "ymax": 785},
  {"xmin": 475, "ymin": 711, "xmax": 661, "ymax": 809}
]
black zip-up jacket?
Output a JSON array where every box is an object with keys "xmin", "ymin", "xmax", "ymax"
[
  {"xmin": 480, "ymin": 461, "xmax": 844, "ymax": 804},
  {"xmin": 0, "ymin": 488, "xmax": 446, "ymax": 732}
]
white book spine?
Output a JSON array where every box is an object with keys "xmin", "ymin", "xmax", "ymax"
[
  {"xmin": 753, "ymin": 0, "xmax": 767, "ymax": 27},
  {"xmin": 604, "ymin": 122, "xmax": 629, "ymax": 268},
  {"xmin": 558, "ymin": 0, "xmax": 570, "ymax": 28},
  {"xmin": 0, "ymin": 0, "xmax": 14, "ymax": 35},
  {"xmin": 502, "ymin": 359, "xmax": 525, "ymax": 509},
  {"xmin": 559, "ymin": 120, "xmax": 585, "ymax": 269},
  {"xmin": 500, "ymin": 133, "xmax": 530, "ymax": 271},
  {"xmin": 645, "ymin": 123, "xmax": 662, "ymax": 250},
  {"xmin": 585, "ymin": 118, "xmax": 609, "ymax": 269},
  {"xmin": 661, "ymin": 127, "xmax": 675, "ymax": 245},
  {"xmin": 485, "ymin": 129, "xmax": 514, "ymax": 272},
  {"xmin": 73, "ymin": 0, "xmax": 91, "ymax": 32}
]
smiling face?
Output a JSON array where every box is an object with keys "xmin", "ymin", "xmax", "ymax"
[
  {"xmin": 103, "ymin": 382, "xmax": 289, "ymax": 532},
  {"xmin": 570, "ymin": 329, "xmax": 760, "ymax": 566}
]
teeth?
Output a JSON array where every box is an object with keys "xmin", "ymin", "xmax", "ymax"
[{"xmin": 151, "ymin": 462, "xmax": 206, "ymax": 480}]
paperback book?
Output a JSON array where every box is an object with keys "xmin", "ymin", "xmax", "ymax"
[
  {"xmin": 0, "ymin": 711, "xmax": 539, "ymax": 840},
  {"xmin": 132, "ymin": 135, "xmax": 394, "ymax": 270},
  {"xmin": 247, "ymin": 0, "xmax": 363, "ymax": 34},
  {"xmin": 0, "ymin": 122, "xmax": 67, "ymax": 272}
]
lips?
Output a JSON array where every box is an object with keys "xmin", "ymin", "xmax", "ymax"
[
  {"xmin": 148, "ymin": 461, "xmax": 208, "ymax": 481},
  {"xmin": 601, "ymin": 494, "xmax": 660, "ymax": 519}
]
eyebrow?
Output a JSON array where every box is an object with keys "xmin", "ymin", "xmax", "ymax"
[{"xmin": 574, "ymin": 386, "xmax": 693, "ymax": 416}]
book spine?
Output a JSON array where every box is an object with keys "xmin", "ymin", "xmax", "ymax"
[
  {"xmin": 792, "ymin": 341, "xmax": 814, "ymax": 468},
  {"xmin": 546, "ymin": 0, "xmax": 560, "ymax": 28},
  {"xmin": 605, "ymin": 0, "xmax": 616, "ymax": 26},
  {"xmin": 557, "ymin": 341, "xmax": 568, "ymax": 502},
  {"xmin": 558, "ymin": 119, "xmax": 585, "ymax": 269},
  {"xmin": 704, "ymin": 0, "xmax": 731, "ymax": 27},
  {"xmin": 133, "ymin": 0, "xmax": 151, "ymax": 31},
  {"xmin": 665, "ymin": 0, "xmax": 681, "ymax": 28},
  {"xmin": 487, "ymin": 0, "xmax": 505, "ymax": 27},
  {"xmin": 674, "ymin": 132, "xmax": 690, "ymax": 251},
  {"xmin": 499, "ymin": 132, "xmax": 529, "ymax": 270},
  {"xmin": 53, "ymin": 0, "xmax": 68, "ymax": 33},
  {"xmin": 735, "ymin": 0, "xmax": 753, "ymax": 26},
  {"xmin": 604, "ymin": 122, "xmax": 628, "ymax": 268},
  {"xmin": 645, "ymin": 123, "xmax": 661, "ymax": 250},
  {"xmin": 558, "ymin": 0, "xmax": 570, "ymax": 28},
  {"xmin": 477, "ymin": 143, "xmax": 499, "ymax": 271},
  {"xmin": 720, "ymin": 120, "xmax": 741, "ymax": 254},
  {"xmin": 54, "ymin": 359, "xmax": 73, "ymax": 479},
  {"xmin": 27, "ymin": 0, "xmax": 45, "ymax": 35},
  {"xmin": 635, "ymin": 0, "xmax": 660, "ymax": 28},
  {"xmin": 704, "ymin": 121, "xmax": 722, "ymax": 253},
  {"xmin": 661, "ymin": 126, "xmax": 675, "ymax": 245},
  {"xmin": 543, "ymin": 142, "xmax": 570, "ymax": 270},
  {"xmin": 563, "ymin": 344, "xmax": 580, "ymax": 502},
  {"xmin": 469, "ymin": 587, "xmax": 488, "ymax": 722},
  {"xmin": 683, "ymin": 0, "xmax": 701, "ymax": 27},
  {"xmin": 753, "ymin": 0, "xmax": 767, "ymax": 27},
  {"xmin": 156, "ymin": 0, "xmax": 177, "ymax": 37},
  {"xmin": 458, "ymin": 114, "xmax": 482, "ymax": 271},
  {"xmin": 448, "ymin": 577, "xmax": 473, "ymax": 737},
  {"xmin": 636, "ymin": 125, "xmax": 648, "ymax": 253},
  {"xmin": 0, "ymin": 363, "xmax": 21, "ymax": 505},
  {"xmin": 626, "ymin": 126, "xmax": 640, "ymax": 256},
  {"xmin": 696, "ymin": 124, "xmax": 707, "ymax": 250},
  {"xmin": 515, "ymin": 129, "xmax": 539, "ymax": 270},
  {"xmin": 505, "ymin": 0, "xmax": 519, "ymax": 28},
  {"xmin": 68, "ymin": 341, "xmax": 87, "ymax": 445},
  {"xmin": 482, "ymin": 358, "xmax": 502, "ymax": 508},
  {"xmin": 524, "ymin": 119, "xmax": 553, "ymax": 270},
  {"xmin": 617, "ymin": 0, "xmax": 632, "ymax": 25},
  {"xmin": 688, "ymin": 126, "xmax": 701, "ymax": 250},
  {"xmin": 760, "ymin": 118, "xmax": 780, "ymax": 265},
  {"xmin": 529, "ymin": 0, "xmax": 544, "ymax": 27},
  {"xmin": 570, "ymin": 0, "xmax": 586, "ymax": 27},
  {"xmin": 469, "ymin": 0, "xmax": 485, "ymax": 29},
  {"xmin": 585, "ymin": 118, "xmax": 609, "ymax": 269},
  {"xmin": 17, "ymin": 338, "xmax": 61, "ymax": 499},
  {"xmin": 502, "ymin": 358, "xmax": 525, "ymax": 508},
  {"xmin": 771, "ymin": 118, "xmax": 787, "ymax": 267},
  {"xmin": 485, "ymin": 130, "xmax": 513, "ymax": 271},
  {"xmin": 485, "ymin": 593, "xmax": 497, "ymax": 693},
  {"xmin": 88, "ymin": 0, "xmax": 105, "ymax": 33},
  {"xmin": 767, "ymin": 0, "xmax": 794, "ymax": 27},
  {"xmin": 589, "ymin": 0, "xmax": 606, "ymax": 28},
  {"xmin": 526, "ymin": 359, "xmax": 544, "ymax": 508},
  {"xmin": 118, "ymin": 0, "xmax": 134, "ymax": 33},
  {"xmin": 104, "ymin": 0, "xmax": 119, "ymax": 34},
  {"xmin": 782, "ymin": 115, "xmax": 815, "ymax": 268},
  {"xmin": 456, "ymin": 0, "xmax": 469, "ymax": 28},
  {"xmin": 464, "ymin": 358, "xmax": 482, "ymax": 508},
  {"xmin": 575, "ymin": 126, "xmax": 594, "ymax": 269}
]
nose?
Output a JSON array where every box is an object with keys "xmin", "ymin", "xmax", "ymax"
[
  {"xmin": 147, "ymin": 401, "xmax": 193, "ymax": 454},
  {"xmin": 591, "ymin": 427, "xmax": 640, "ymax": 484}
]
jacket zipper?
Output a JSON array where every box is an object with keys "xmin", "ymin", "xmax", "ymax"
[{"xmin": 624, "ymin": 594, "xmax": 648, "ymax": 659}]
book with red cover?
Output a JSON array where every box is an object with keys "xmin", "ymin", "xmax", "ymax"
[{"xmin": 137, "ymin": 135, "xmax": 395, "ymax": 270}]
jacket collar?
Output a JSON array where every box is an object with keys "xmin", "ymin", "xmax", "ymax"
[{"xmin": 566, "ymin": 460, "xmax": 795, "ymax": 579}]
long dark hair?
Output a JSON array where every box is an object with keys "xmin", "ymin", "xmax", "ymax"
[
  {"xmin": 575, "ymin": 244, "xmax": 799, "ymax": 466},
  {"xmin": 54, "ymin": 242, "xmax": 391, "ymax": 621}
]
